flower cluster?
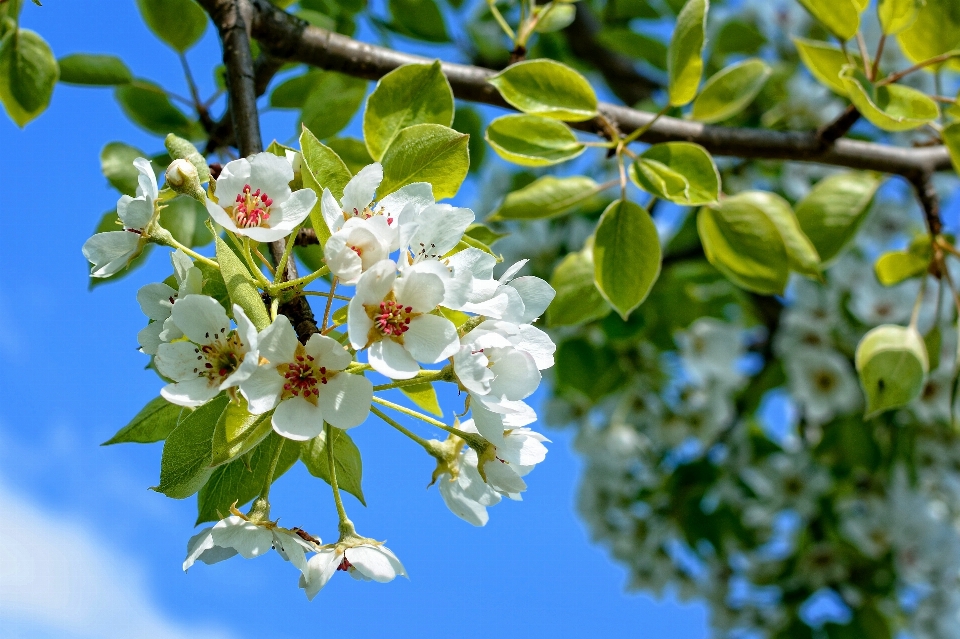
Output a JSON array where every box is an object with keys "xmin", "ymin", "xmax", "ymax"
[{"xmin": 86, "ymin": 150, "xmax": 556, "ymax": 598}]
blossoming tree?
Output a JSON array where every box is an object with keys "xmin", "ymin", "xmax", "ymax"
[{"xmin": 5, "ymin": 0, "xmax": 960, "ymax": 634}]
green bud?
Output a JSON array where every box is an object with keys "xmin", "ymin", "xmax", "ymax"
[
  {"xmin": 164, "ymin": 133, "xmax": 211, "ymax": 183},
  {"xmin": 165, "ymin": 159, "xmax": 206, "ymax": 202},
  {"xmin": 855, "ymin": 324, "xmax": 928, "ymax": 418}
]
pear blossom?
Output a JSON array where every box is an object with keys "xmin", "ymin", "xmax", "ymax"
[
  {"xmin": 434, "ymin": 440, "xmax": 502, "ymax": 527},
  {"xmin": 240, "ymin": 316, "xmax": 373, "ymax": 440},
  {"xmin": 183, "ymin": 513, "xmax": 320, "ymax": 574},
  {"xmin": 459, "ymin": 259, "xmax": 555, "ymax": 324},
  {"xmin": 299, "ymin": 541, "xmax": 407, "ymax": 599},
  {"xmin": 82, "ymin": 157, "xmax": 157, "ymax": 277},
  {"xmin": 460, "ymin": 419, "xmax": 549, "ymax": 498},
  {"xmin": 397, "ymin": 202, "xmax": 475, "ymax": 268},
  {"xmin": 155, "ymin": 295, "xmax": 259, "ymax": 407},
  {"xmin": 785, "ymin": 347, "xmax": 860, "ymax": 425},
  {"xmin": 348, "ymin": 259, "xmax": 459, "ymax": 379},
  {"xmin": 323, "ymin": 216, "xmax": 394, "ymax": 284},
  {"xmin": 205, "ymin": 152, "xmax": 316, "ymax": 242},
  {"xmin": 136, "ymin": 250, "xmax": 202, "ymax": 354}
]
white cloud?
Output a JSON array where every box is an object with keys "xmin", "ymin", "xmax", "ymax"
[{"xmin": 0, "ymin": 479, "xmax": 235, "ymax": 639}]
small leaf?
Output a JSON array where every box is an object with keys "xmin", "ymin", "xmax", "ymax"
[
  {"xmin": 101, "ymin": 141, "xmax": 148, "ymax": 196},
  {"xmin": 734, "ymin": 191, "xmax": 820, "ymax": 278},
  {"xmin": 156, "ymin": 395, "xmax": 227, "ymax": 499},
  {"xmin": 796, "ymin": 0, "xmax": 860, "ymax": 41},
  {"xmin": 464, "ymin": 223, "xmax": 505, "ymax": 246},
  {"xmin": 214, "ymin": 236, "xmax": 271, "ymax": 331},
  {"xmin": 795, "ymin": 171, "xmax": 882, "ymax": 264},
  {"xmin": 493, "ymin": 175, "xmax": 600, "ymax": 220},
  {"xmin": 594, "ymin": 200, "xmax": 662, "ymax": 319},
  {"xmin": 896, "ymin": 0, "xmax": 960, "ymax": 70},
  {"xmin": 135, "ymin": 0, "xmax": 207, "ymax": 53},
  {"xmin": 102, "ymin": 396, "xmax": 184, "ymax": 445},
  {"xmin": 548, "ymin": 247, "xmax": 612, "ymax": 326},
  {"xmin": 197, "ymin": 433, "xmax": 300, "ymax": 524},
  {"xmin": 534, "ymin": 4, "xmax": 576, "ymax": 32},
  {"xmin": 58, "ymin": 53, "xmax": 131, "ymax": 86},
  {"xmin": 115, "ymin": 80, "xmax": 198, "ymax": 138},
  {"xmin": 793, "ymin": 37, "xmax": 862, "ymax": 95},
  {"xmin": 301, "ymin": 71, "xmax": 367, "ymax": 141},
  {"xmin": 840, "ymin": 67, "xmax": 939, "ymax": 131},
  {"xmin": 697, "ymin": 198, "xmax": 790, "ymax": 295},
  {"xmin": 485, "ymin": 114, "xmax": 584, "ymax": 167},
  {"xmin": 667, "ymin": 0, "xmax": 708, "ymax": 107},
  {"xmin": 379, "ymin": 123, "xmax": 469, "ymax": 198},
  {"xmin": 400, "ymin": 383, "xmax": 443, "ymax": 417},
  {"xmin": 714, "ymin": 19, "xmax": 767, "ymax": 57},
  {"xmin": 0, "ymin": 28, "xmax": 58, "ymax": 127},
  {"xmin": 300, "ymin": 428, "xmax": 366, "ymax": 505},
  {"xmin": 363, "ymin": 61, "xmax": 454, "ymax": 161},
  {"xmin": 209, "ymin": 397, "xmax": 273, "ymax": 467},
  {"xmin": 629, "ymin": 142, "xmax": 720, "ymax": 205},
  {"xmin": 878, "ymin": 0, "xmax": 921, "ymax": 35},
  {"xmin": 488, "ymin": 59, "xmax": 598, "ymax": 122},
  {"xmin": 300, "ymin": 126, "xmax": 351, "ymax": 246},
  {"xmin": 389, "ymin": 0, "xmax": 449, "ymax": 42},
  {"xmin": 874, "ymin": 250, "xmax": 928, "ymax": 285},
  {"xmin": 855, "ymin": 324, "xmax": 928, "ymax": 418},
  {"xmin": 691, "ymin": 58, "xmax": 771, "ymax": 124}
]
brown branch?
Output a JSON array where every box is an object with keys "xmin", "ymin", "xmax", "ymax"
[
  {"xmin": 908, "ymin": 170, "xmax": 943, "ymax": 237},
  {"xmin": 205, "ymin": 52, "xmax": 285, "ymax": 154},
  {"xmin": 243, "ymin": 0, "xmax": 951, "ymax": 179},
  {"xmin": 815, "ymin": 104, "xmax": 861, "ymax": 147},
  {"xmin": 295, "ymin": 227, "xmax": 318, "ymax": 246},
  {"xmin": 199, "ymin": 0, "xmax": 319, "ymax": 341}
]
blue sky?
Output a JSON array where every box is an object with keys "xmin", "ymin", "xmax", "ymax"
[{"xmin": 0, "ymin": 2, "xmax": 707, "ymax": 637}]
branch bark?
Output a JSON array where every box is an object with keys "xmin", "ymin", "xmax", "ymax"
[{"xmin": 243, "ymin": 0, "xmax": 950, "ymax": 180}]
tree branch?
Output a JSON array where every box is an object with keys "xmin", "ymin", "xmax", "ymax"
[
  {"xmin": 243, "ymin": 0, "xmax": 950, "ymax": 179},
  {"xmin": 205, "ymin": 52, "xmax": 285, "ymax": 154}
]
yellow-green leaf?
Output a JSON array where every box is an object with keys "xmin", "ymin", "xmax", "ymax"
[
  {"xmin": 400, "ymin": 383, "xmax": 443, "ymax": 417},
  {"xmin": 691, "ymin": 58, "xmax": 771, "ymax": 124},
  {"xmin": 796, "ymin": 0, "xmax": 860, "ymax": 41},
  {"xmin": 874, "ymin": 250, "xmax": 928, "ymax": 286},
  {"xmin": 485, "ymin": 114, "xmax": 585, "ymax": 167},
  {"xmin": 488, "ymin": 59, "xmax": 598, "ymax": 122},
  {"xmin": 878, "ymin": 0, "xmax": 921, "ymax": 35},
  {"xmin": 840, "ymin": 67, "xmax": 939, "ymax": 131},
  {"xmin": 214, "ymin": 236, "xmax": 270, "ymax": 330},
  {"xmin": 629, "ymin": 142, "xmax": 720, "ymax": 205},
  {"xmin": 493, "ymin": 175, "xmax": 600, "ymax": 220},
  {"xmin": 795, "ymin": 171, "xmax": 882, "ymax": 264},
  {"xmin": 380, "ymin": 123, "xmax": 469, "ymax": 198},
  {"xmin": 667, "ymin": 0, "xmax": 708, "ymax": 107},
  {"xmin": 594, "ymin": 200, "xmax": 662, "ymax": 318},
  {"xmin": 794, "ymin": 37, "xmax": 862, "ymax": 95},
  {"xmin": 896, "ymin": 0, "xmax": 960, "ymax": 71},
  {"xmin": 549, "ymin": 247, "xmax": 611, "ymax": 326},
  {"xmin": 855, "ymin": 325, "xmax": 928, "ymax": 418}
]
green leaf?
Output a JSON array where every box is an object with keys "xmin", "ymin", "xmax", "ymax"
[
  {"xmin": 300, "ymin": 126, "xmax": 351, "ymax": 247},
  {"xmin": 452, "ymin": 106, "xmax": 486, "ymax": 173},
  {"xmin": 214, "ymin": 236, "xmax": 270, "ymax": 331},
  {"xmin": 156, "ymin": 395, "xmax": 227, "ymax": 499},
  {"xmin": 326, "ymin": 137, "xmax": 374, "ymax": 175},
  {"xmin": 534, "ymin": 4, "xmax": 576, "ymax": 32},
  {"xmin": 209, "ymin": 397, "xmax": 273, "ymax": 467},
  {"xmin": 197, "ymin": 260, "xmax": 231, "ymax": 312},
  {"xmin": 926, "ymin": 324, "xmax": 942, "ymax": 371},
  {"xmin": 115, "ymin": 80, "xmax": 198, "ymax": 138},
  {"xmin": 796, "ymin": 0, "xmax": 860, "ymax": 41},
  {"xmin": 301, "ymin": 71, "xmax": 367, "ymax": 141},
  {"xmin": 379, "ymin": 123, "xmax": 469, "ymax": 198},
  {"xmin": 0, "ymin": 28, "xmax": 58, "ymax": 127},
  {"xmin": 667, "ymin": 0, "xmax": 708, "ymax": 107},
  {"xmin": 629, "ymin": 142, "xmax": 720, "ymax": 206},
  {"xmin": 400, "ymin": 383, "xmax": 443, "ymax": 417},
  {"xmin": 734, "ymin": 191, "xmax": 820, "ymax": 278},
  {"xmin": 878, "ymin": 0, "xmax": 921, "ymax": 35},
  {"xmin": 943, "ymin": 121, "xmax": 960, "ymax": 177},
  {"xmin": 159, "ymin": 195, "xmax": 212, "ymax": 248},
  {"xmin": 464, "ymin": 223, "xmax": 505, "ymax": 246},
  {"xmin": 691, "ymin": 58, "xmax": 771, "ymax": 124},
  {"xmin": 135, "ymin": 0, "xmax": 207, "ymax": 53},
  {"xmin": 389, "ymin": 0, "xmax": 448, "ymax": 42},
  {"xmin": 164, "ymin": 133, "xmax": 210, "ymax": 184},
  {"xmin": 485, "ymin": 114, "xmax": 584, "ymax": 167},
  {"xmin": 270, "ymin": 71, "xmax": 318, "ymax": 109},
  {"xmin": 855, "ymin": 324, "xmax": 928, "ymax": 418},
  {"xmin": 58, "ymin": 53, "xmax": 131, "ymax": 86},
  {"xmin": 488, "ymin": 59, "xmax": 598, "ymax": 122},
  {"xmin": 793, "ymin": 37, "xmax": 862, "ymax": 95},
  {"xmin": 874, "ymin": 250, "xmax": 928, "ymax": 285},
  {"xmin": 596, "ymin": 28, "xmax": 668, "ymax": 70},
  {"xmin": 555, "ymin": 337, "xmax": 626, "ymax": 401},
  {"xmin": 101, "ymin": 141, "xmax": 148, "ymax": 196},
  {"xmin": 896, "ymin": 0, "xmax": 960, "ymax": 70},
  {"xmin": 548, "ymin": 247, "xmax": 612, "ymax": 326},
  {"xmin": 594, "ymin": 200, "xmax": 662, "ymax": 319},
  {"xmin": 697, "ymin": 198, "xmax": 790, "ymax": 295},
  {"xmin": 493, "ymin": 175, "xmax": 600, "ymax": 220},
  {"xmin": 840, "ymin": 67, "xmax": 939, "ymax": 131},
  {"xmin": 363, "ymin": 61, "xmax": 454, "ymax": 161},
  {"xmin": 102, "ymin": 396, "xmax": 184, "ymax": 445},
  {"xmin": 795, "ymin": 171, "xmax": 882, "ymax": 264},
  {"xmin": 300, "ymin": 428, "xmax": 366, "ymax": 505},
  {"xmin": 714, "ymin": 19, "xmax": 767, "ymax": 58},
  {"xmin": 196, "ymin": 433, "xmax": 300, "ymax": 524}
]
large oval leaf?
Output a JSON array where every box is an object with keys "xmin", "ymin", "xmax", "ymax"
[
  {"xmin": 878, "ymin": 0, "xmax": 920, "ymax": 35},
  {"xmin": 0, "ymin": 28, "xmax": 58, "ymax": 127},
  {"xmin": 594, "ymin": 200, "xmax": 662, "ymax": 319},
  {"xmin": 300, "ymin": 71, "xmax": 367, "ymax": 141},
  {"xmin": 58, "ymin": 53, "xmax": 132, "ymax": 86},
  {"xmin": 697, "ymin": 200, "xmax": 789, "ymax": 295},
  {"xmin": 667, "ymin": 0, "xmax": 708, "ymax": 107},
  {"xmin": 855, "ymin": 324, "xmax": 928, "ymax": 418},
  {"xmin": 730, "ymin": 191, "xmax": 820, "ymax": 277},
  {"xmin": 691, "ymin": 58, "xmax": 771, "ymax": 124},
  {"xmin": 102, "ymin": 396, "xmax": 184, "ymax": 445},
  {"xmin": 156, "ymin": 395, "xmax": 228, "ymax": 499},
  {"xmin": 379, "ymin": 123, "xmax": 469, "ymax": 198},
  {"xmin": 796, "ymin": 0, "xmax": 860, "ymax": 41},
  {"xmin": 795, "ymin": 172, "xmax": 883, "ymax": 264},
  {"xmin": 115, "ymin": 80, "xmax": 198, "ymax": 138},
  {"xmin": 794, "ymin": 37, "xmax": 862, "ymax": 95},
  {"xmin": 300, "ymin": 428, "xmax": 366, "ymax": 506},
  {"xmin": 363, "ymin": 61, "xmax": 454, "ymax": 161},
  {"xmin": 493, "ymin": 175, "xmax": 600, "ymax": 220},
  {"xmin": 135, "ymin": 0, "xmax": 207, "ymax": 53},
  {"xmin": 488, "ymin": 59, "xmax": 598, "ymax": 122},
  {"xmin": 485, "ymin": 114, "xmax": 585, "ymax": 167},
  {"xmin": 629, "ymin": 142, "xmax": 719, "ymax": 205},
  {"xmin": 840, "ymin": 67, "xmax": 939, "ymax": 131},
  {"xmin": 549, "ymin": 247, "xmax": 611, "ymax": 326}
]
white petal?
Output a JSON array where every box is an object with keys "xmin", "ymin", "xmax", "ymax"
[
  {"xmin": 408, "ymin": 204, "xmax": 474, "ymax": 258},
  {"xmin": 378, "ymin": 181, "xmax": 433, "ymax": 221},
  {"xmin": 180, "ymin": 266, "xmax": 203, "ymax": 296},
  {"xmin": 240, "ymin": 366, "xmax": 284, "ymax": 415},
  {"xmin": 156, "ymin": 341, "xmax": 205, "ymax": 381},
  {"xmin": 453, "ymin": 346, "xmax": 494, "ymax": 396},
  {"xmin": 171, "ymin": 249, "xmax": 193, "ymax": 282},
  {"xmin": 499, "ymin": 260, "xmax": 528, "ymax": 283},
  {"xmin": 133, "ymin": 157, "xmax": 159, "ymax": 201},
  {"xmin": 471, "ymin": 400, "xmax": 506, "ymax": 447},
  {"xmin": 509, "ymin": 276, "xmax": 555, "ymax": 323},
  {"xmin": 403, "ymin": 314, "xmax": 459, "ymax": 364},
  {"xmin": 368, "ymin": 339, "xmax": 420, "ymax": 379},
  {"xmin": 258, "ymin": 315, "xmax": 299, "ymax": 364},
  {"xmin": 438, "ymin": 474, "xmax": 489, "ymax": 527},
  {"xmin": 273, "ymin": 396, "xmax": 325, "ymax": 441},
  {"xmin": 118, "ymin": 197, "xmax": 153, "ymax": 230},
  {"xmin": 499, "ymin": 430, "xmax": 549, "ymax": 466},
  {"xmin": 445, "ymin": 247, "xmax": 496, "ymax": 281},
  {"xmin": 173, "ymin": 295, "xmax": 231, "ymax": 344},
  {"xmin": 233, "ymin": 304, "xmax": 259, "ymax": 355},
  {"xmin": 347, "ymin": 545, "xmax": 405, "ymax": 582},
  {"xmin": 161, "ymin": 377, "xmax": 220, "ymax": 408},
  {"xmin": 158, "ymin": 315, "xmax": 184, "ymax": 343},
  {"xmin": 205, "ymin": 199, "xmax": 241, "ymax": 235},
  {"xmin": 341, "ymin": 163, "xmax": 383, "ymax": 214},
  {"xmin": 321, "ymin": 188, "xmax": 344, "ymax": 234},
  {"xmin": 183, "ymin": 527, "xmax": 215, "ymax": 571},
  {"xmin": 348, "ymin": 260, "xmax": 397, "ymax": 349},
  {"xmin": 305, "ymin": 333, "xmax": 353, "ymax": 371},
  {"xmin": 324, "ymin": 234, "xmax": 362, "ymax": 284},
  {"xmin": 488, "ymin": 348, "xmax": 540, "ymax": 401},
  {"xmin": 300, "ymin": 550, "xmax": 341, "ymax": 600},
  {"xmin": 137, "ymin": 321, "xmax": 166, "ymax": 355},
  {"xmin": 394, "ymin": 270, "xmax": 444, "ymax": 312},
  {"xmin": 272, "ymin": 529, "xmax": 311, "ymax": 573},
  {"xmin": 82, "ymin": 231, "xmax": 139, "ymax": 277},
  {"xmin": 211, "ymin": 516, "xmax": 274, "ymax": 559},
  {"xmin": 238, "ymin": 224, "xmax": 298, "ymax": 243},
  {"xmin": 319, "ymin": 373, "xmax": 373, "ymax": 430},
  {"xmin": 215, "ymin": 157, "xmax": 252, "ymax": 202},
  {"xmin": 517, "ymin": 324, "xmax": 556, "ymax": 369},
  {"xmin": 483, "ymin": 459, "xmax": 527, "ymax": 494},
  {"xmin": 249, "ymin": 151, "xmax": 295, "ymax": 197},
  {"xmin": 272, "ymin": 188, "xmax": 316, "ymax": 229}
]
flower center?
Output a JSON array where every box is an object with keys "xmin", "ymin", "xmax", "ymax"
[
  {"xmin": 337, "ymin": 556, "xmax": 354, "ymax": 571},
  {"xmin": 278, "ymin": 351, "xmax": 330, "ymax": 402},
  {"xmin": 372, "ymin": 299, "xmax": 415, "ymax": 337},
  {"xmin": 814, "ymin": 370, "xmax": 836, "ymax": 392},
  {"xmin": 231, "ymin": 184, "xmax": 273, "ymax": 228},
  {"xmin": 345, "ymin": 204, "xmax": 393, "ymax": 225},
  {"xmin": 190, "ymin": 331, "xmax": 245, "ymax": 384}
]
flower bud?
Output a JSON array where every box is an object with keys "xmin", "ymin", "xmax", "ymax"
[{"xmin": 165, "ymin": 159, "xmax": 206, "ymax": 202}]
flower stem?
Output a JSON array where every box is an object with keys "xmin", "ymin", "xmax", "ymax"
[
  {"xmin": 273, "ymin": 265, "xmax": 330, "ymax": 292},
  {"xmin": 274, "ymin": 228, "xmax": 298, "ymax": 283},
  {"xmin": 372, "ymin": 368, "xmax": 450, "ymax": 392},
  {"xmin": 487, "ymin": 0, "xmax": 515, "ymax": 40},
  {"xmin": 325, "ymin": 423, "xmax": 350, "ymax": 528},
  {"xmin": 151, "ymin": 232, "xmax": 219, "ymax": 269},
  {"xmin": 371, "ymin": 396, "xmax": 485, "ymax": 448},
  {"xmin": 322, "ymin": 277, "xmax": 339, "ymax": 331},
  {"xmin": 371, "ymin": 406, "xmax": 433, "ymax": 449}
]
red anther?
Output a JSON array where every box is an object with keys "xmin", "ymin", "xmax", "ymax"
[
  {"xmin": 219, "ymin": 368, "xmax": 227, "ymax": 377},
  {"xmin": 405, "ymin": 306, "xmax": 412, "ymax": 313},
  {"xmin": 338, "ymin": 557, "xmax": 353, "ymax": 571}
]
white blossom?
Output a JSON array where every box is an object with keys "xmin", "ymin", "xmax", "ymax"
[
  {"xmin": 435, "ymin": 443, "xmax": 502, "ymax": 526},
  {"xmin": 205, "ymin": 152, "xmax": 315, "ymax": 242},
  {"xmin": 82, "ymin": 157, "xmax": 157, "ymax": 277},
  {"xmin": 240, "ymin": 316, "xmax": 373, "ymax": 440},
  {"xmin": 785, "ymin": 347, "xmax": 860, "ymax": 425},
  {"xmin": 299, "ymin": 542, "xmax": 406, "ymax": 599},
  {"xmin": 136, "ymin": 250, "xmax": 202, "ymax": 354},
  {"xmin": 183, "ymin": 514, "xmax": 319, "ymax": 575},
  {"xmin": 460, "ymin": 419, "xmax": 549, "ymax": 498}
]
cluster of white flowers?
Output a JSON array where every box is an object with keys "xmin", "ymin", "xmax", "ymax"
[{"xmin": 84, "ymin": 151, "xmax": 557, "ymax": 597}]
